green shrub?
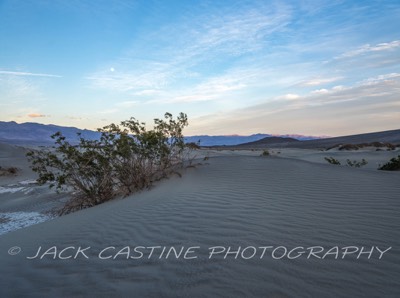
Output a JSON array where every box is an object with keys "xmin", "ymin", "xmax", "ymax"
[
  {"xmin": 339, "ymin": 144, "xmax": 359, "ymax": 151},
  {"xmin": 378, "ymin": 155, "xmax": 400, "ymax": 171},
  {"xmin": 186, "ymin": 142, "xmax": 201, "ymax": 150},
  {"xmin": 27, "ymin": 112, "xmax": 188, "ymax": 214},
  {"xmin": 324, "ymin": 157, "xmax": 341, "ymax": 165},
  {"xmin": 0, "ymin": 166, "xmax": 18, "ymax": 176},
  {"xmin": 338, "ymin": 142, "xmax": 396, "ymax": 151},
  {"xmin": 346, "ymin": 159, "xmax": 368, "ymax": 168},
  {"xmin": 260, "ymin": 149, "xmax": 270, "ymax": 156}
]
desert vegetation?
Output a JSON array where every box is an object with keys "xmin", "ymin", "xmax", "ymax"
[
  {"xmin": 324, "ymin": 157, "xmax": 368, "ymax": 168},
  {"xmin": 27, "ymin": 112, "xmax": 192, "ymax": 214},
  {"xmin": 260, "ymin": 149, "xmax": 270, "ymax": 156},
  {"xmin": 324, "ymin": 157, "xmax": 341, "ymax": 165},
  {"xmin": 0, "ymin": 166, "xmax": 18, "ymax": 176},
  {"xmin": 346, "ymin": 159, "xmax": 368, "ymax": 168},
  {"xmin": 327, "ymin": 142, "xmax": 396, "ymax": 151},
  {"xmin": 378, "ymin": 155, "xmax": 400, "ymax": 171}
]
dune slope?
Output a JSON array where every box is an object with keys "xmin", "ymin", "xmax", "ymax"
[{"xmin": 0, "ymin": 155, "xmax": 399, "ymax": 297}]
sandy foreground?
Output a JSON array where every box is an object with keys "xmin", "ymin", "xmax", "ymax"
[{"xmin": 0, "ymin": 143, "xmax": 400, "ymax": 297}]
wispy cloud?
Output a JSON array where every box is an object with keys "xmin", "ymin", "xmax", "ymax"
[
  {"xmin": 68, "ymin": 116, "xmax": 87, "ymax": 120},
  {"xmin": 0, "ymin": 74, "xmax": 41, "ymax": 101},
  {"xmin": 28, "ymin": 113, "xmax": 48, "ymax": 118},
  {"xmin": 86, "ymin": 62, "xmax": 172, "ymax": 92},
  {"xmin": 166, "ymin": 72, "xmax": 250, "ymax": 103},
  {"xmin": 186, "ymin": 3, "xmax": 291, "ymax": 58},
  {"xmin": 335, "ymin": 40, "xmax": 400, "ymax": 59},
  {"xmin": 0, "ymin": 70, "xmax": 62, "ymax": 78},
  {"xmin": 297, "ymin": 77, "xmax": 343, "ymax": 87},
  {"xmin": 86, "ymin": 2, "xmax": 292, "ymax": 96},
  {"xmin": 360, "ymin": 72, "xmax": 400, "ymax": 85},
  {"xmin": 278, "ymin": 94, "xmax": 300, "ymax": 100},
  {"xmin": 187, "ymin": 72, "xmax": 400, "ymax": 135}
]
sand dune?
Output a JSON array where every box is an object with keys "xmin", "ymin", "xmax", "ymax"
[
  {"xmin": 0, "ymin": 143, "xmax": 67, "ymax": 236},
  {"xmin": 1, "ymin": 151, "xmax": 399, "ymax": 297}
]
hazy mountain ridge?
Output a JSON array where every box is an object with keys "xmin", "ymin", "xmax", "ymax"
[
  {"xmin": 0, "ymin": 121, "xmax": 323, "ymax": 146},
  {"xmin": 0, "ymin": 121, "xmax": 101, "ymax": 145},
  {"xmin": 184, "ymin": 134, "xmax": 321, "ymax": 146},
  {"xmin": 233, "ymin": 129, "xmax": 400, "ymax": 149}
]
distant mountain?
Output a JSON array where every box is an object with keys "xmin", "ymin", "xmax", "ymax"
[
  {"xmin": 235, "ymin": 136, "xmax": 299, "ymax": 148},
  {"xmin": 184, "ymin": 134, "xmax": 321, "ymax": 146},
  {"xmin": 0, "ymin": 121, "xmax": 323, "ymax": 146},
  {"xmin": 281, "ymin": 129, "xmax": 400, "ymax": 149},
  {"xmin": 230, "ymin": 129, "xmax": 400, "ymax": 149},
  {"xmin": 0, "ymin": 121, "xmax": 101, "ymax": 145}
]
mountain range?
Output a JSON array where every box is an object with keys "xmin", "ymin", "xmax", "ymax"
[{"xmin": 0, "ymin": 121, "xmax": 322, "ymax": 146}]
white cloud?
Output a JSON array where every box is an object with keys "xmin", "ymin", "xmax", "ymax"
[
  {"xmin": 160, "ymin": 69, "xmax": 256, "ymax": 104},
  {"xmin": 187, "ymin": 72, "xmax": 400, "ymax": 135},
  {"xmin": 360, "ymin": 72, "xmax": 400, "ymax": 85},
  {"xmin": 86, "ymin": 3, "xmax": 291, "ymax": 94},
  {"xmin": 0, "ymin": 74, "xmax": 41, "ymax": 101},
  {"xmin": 336, "ymin": 40, "xmax": 400, "ymax": 59},
  {"xmin": 332, "ymin": 85, "xmax": 345, "ymax": 91},
  {"xmin": 279, "ymin": 94, "xmax": 300, "ymax": 100},
  {"xmin": 86, "ymin": 64, "xmax": 172, "ymax": 92},
  {"xmin": 190, "ymin": 4, "xmax": 291, "ymax": 57},
  {"xmin": 298, "ymin": 77, "xmax": 343, "ymax": 87},
  {"xmin": 0, "ymin": 70, "xmax": 61, "ymax": 78},
  {"xmin": 311, "ymin": 89, "xmax": 329, "ymax": 94}
]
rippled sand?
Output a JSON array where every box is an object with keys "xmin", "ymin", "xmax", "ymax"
[{"xmin": 1, "ymin": 152, "xmax": 399, "ymax": 297}]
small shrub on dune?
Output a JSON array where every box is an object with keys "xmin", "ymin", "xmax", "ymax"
[
  {"xmin": 346, "ymin": 159, "xmax": 368, "ymax": 168},
  {"xmin": 324, "ymin": 157, "xmax": 341, "ymax": 165},
  {"xmin": 338, "ymin": 142, "xmax": 396, "ymax": 151},
  {"xmin": 378, "ymin": 155, "xmax": 400, "ymax": 171},
  {"xmin": 186, "ymin": 142, "xmax": 200, "ymax": 150},
  {"xmin": 182, "ymin": 141, "xmax": 201, "ymax": 166},
  {"xmin": 0, "ymin": 166, "xmax": 18, "ymax": 176},
  {"xmin": 326, "ymin": 144, "xmax": 341, "ymax": 151},
  {"xmin": 339, "ymin": 144, "xmax": 359, "ymax": 151},
  {"xmin": 27, "ymin": 112, "xmax": 189, "ymax": 215},
  {"xmin": 260, "ymin": 149, "xmax": 270, "ymax": 157}
]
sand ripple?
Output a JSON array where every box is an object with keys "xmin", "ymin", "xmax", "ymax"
[{"xmin": 0, "ymin": 156, "xmax": 399, "ymax": 297}]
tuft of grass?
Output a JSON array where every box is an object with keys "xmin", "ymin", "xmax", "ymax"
[{"xmin": 378, "ymin": 155, "xmax": 400, "ymax": 171}]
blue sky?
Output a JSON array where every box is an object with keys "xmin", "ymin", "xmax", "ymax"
[{"xmin": 0, "ymin": 0, "xmax": 399, "ymax": 136}]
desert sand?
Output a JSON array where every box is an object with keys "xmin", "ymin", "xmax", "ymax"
[{"xmin": 0, "ymin": 143, "xmax": 399, "ymax": 297}]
